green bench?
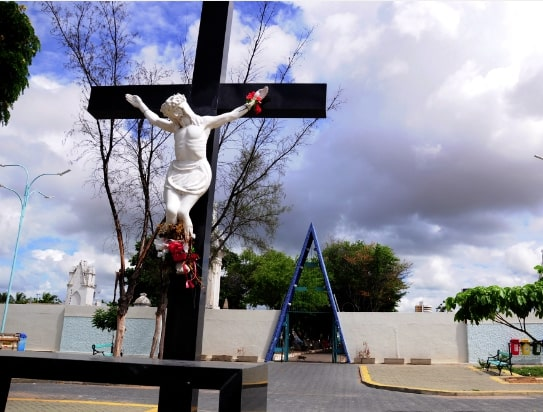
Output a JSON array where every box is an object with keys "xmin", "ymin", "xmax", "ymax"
[
  {"xmin": 92, "ymin": 343, "xmax": 114, "ymax": 356},
  {"xmin": 485, "ymin": 349, "xmax": 513, "ymax": 376}
]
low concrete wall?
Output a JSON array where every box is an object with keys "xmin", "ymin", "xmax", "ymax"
[
  {"xmin": 202, "ymin": 309, "xmax": 279, "ymax": 360},
  {"xmin": 201, "ymin": 311, "xmax": 467, "ymax": 363},
  {"xmin": 4, "ymin": 303, "xmax": 542, "ymax": 364},
  {"xmin": 0, "ymin": 304, "xmax": 64, "ymax": 351},
  {"xmin": 339, "ymin": 312, "xmax": 467, "ymax": 363}
]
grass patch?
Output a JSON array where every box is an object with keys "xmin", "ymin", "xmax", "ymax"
[{"xmin": 512, "ymin": 366, "xmax": 543, "ymax": 377}]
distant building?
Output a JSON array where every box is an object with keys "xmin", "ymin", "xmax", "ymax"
[
  {"xmin": 65, "ymin": 260, "xmax": 96, "ymax": 305},
  {"xmin": 415, "ymin": 301, "xmax": 432, "ymax": 313},
  {"xmin": 133, "ymin": 293, "xmax": 151, "ymax": 307}
]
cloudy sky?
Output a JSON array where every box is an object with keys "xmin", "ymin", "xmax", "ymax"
[{"xmin": 2, "ymin": 1, "xmax": 543, "ymax": 312}]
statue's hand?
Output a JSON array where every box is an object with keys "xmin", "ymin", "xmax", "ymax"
[
  {"xmin": 244, "ymin": 86, "xmax": 268, "ymax": 114},
  {"xmin": 254, "ymin": 86, "xmax": 268, "ymax": 100},
  {"xmin": 125, "ymin": 94, "xmax": 143, "ymax": 109}
]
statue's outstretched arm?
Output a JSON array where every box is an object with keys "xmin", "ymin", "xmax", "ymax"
[
  {"xmin": 206, "ymin": 86, "xmax": 268, "ymax": 129},
  {"xmin": 125, "ymin": 94, "xmax": 174, "ymax": 132}
]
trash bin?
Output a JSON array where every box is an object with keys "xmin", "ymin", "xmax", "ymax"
[
  {"xmin": 510, "ymin": 338, "xmax": 520, "ymax": 355},
  {"xmin": 521, "ymin": 339, "xmax": 531, "ymax": 355},
  {"xmin": 17, "ymin": 333, "xmax": 27, "ymax": 351},
  {"xmin": 533, "ymin": 340, "xmax": 542, "ymax": 356}
]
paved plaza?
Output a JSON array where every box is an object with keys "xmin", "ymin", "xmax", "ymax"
[{"xmin": 6, "ymin": 362, "xmax": 543, "ymax": 411}]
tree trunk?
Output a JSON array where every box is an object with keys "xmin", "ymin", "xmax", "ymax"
[
  {"xmin": 159, "ymin": 307, "xmax": 167, "ymax": 359},
  {"xmin": 114, "ymin": 314, "xmax": 127, "ymax": 357},
  {"xmin": 149, "ymin": 310, "xmax": 162, "ymax": 358}
]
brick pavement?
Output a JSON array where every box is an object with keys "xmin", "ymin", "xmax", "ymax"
[{"xmin": 7, "ymin": 362, "xmax": 543, "ymax": 411}]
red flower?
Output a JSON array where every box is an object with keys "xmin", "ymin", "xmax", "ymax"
[
  {"xmin": 164, "ymin": 239, "xmax": 201, "ymax": 289},
  {"xmin": 246, "ymin": 91, "xmax": 263, "ymax": 115},
  {"xmin": 168, "ymin": 241, "xmax": 187, "ymax": 262},
  {"xmin": 246, "ymin": 91, "xmax": 262, "ymax": 102}
]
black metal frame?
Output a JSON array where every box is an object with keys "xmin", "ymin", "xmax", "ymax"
[{"xmin": 0, "ymin": 352, "xmax": 267, "ymax": 412}]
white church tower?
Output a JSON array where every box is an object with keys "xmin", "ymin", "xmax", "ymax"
[{"xmin": 65, "ymin": 260, "xmax": 96, "ymax": 305}]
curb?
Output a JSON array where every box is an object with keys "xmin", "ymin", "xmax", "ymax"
[{"xmin": 358, "ymin": 366, "xmax": 543, "ymax": 397}]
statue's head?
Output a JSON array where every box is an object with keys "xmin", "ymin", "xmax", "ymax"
[{"xmin": 161, "ymin": 94, "xmax": 192, "ymax": 119}]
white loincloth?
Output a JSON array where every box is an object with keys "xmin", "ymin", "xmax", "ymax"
[{"xmin": 164, "ymin": 158, "xmax": 212, "ymax": 195}]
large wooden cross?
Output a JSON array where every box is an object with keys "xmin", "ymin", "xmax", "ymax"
[{"xmin": 88, "ymin": 2, "xmax": 326, "ymax": 410}]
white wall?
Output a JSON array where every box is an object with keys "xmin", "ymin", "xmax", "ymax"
[
  {"xmin": 339, "ymin": 312, "xmax": 467, "ymax": 363},
  {"xmin": 200, "ymin": 310, "xmax": 467, "ymax": 363},
  {"xmin": 0, "ymin": 304, "xmax": 64, "ymax": 351},
  {"xmin": 202, "ymin": 309, "xmax": 279, "ymax": 359},
  {"xmin": 0, "ymin": 304, "xmax": 498, "ymax": 364}
]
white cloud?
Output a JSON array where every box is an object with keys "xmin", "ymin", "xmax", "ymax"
[
  {"xmin": 276, "ymin": 1, "xmax": 543, "ymax": 312},
  {"xmin": 393, "ymin": 2, "xmax": 461, "ymax": 40},
  {"xmin": 430, "ymin": 60, "xmax": 516, "ymax": 103},
  {"xmin": 3, "ymin": 1, "xmax": 543, "ymax": 314},
  {"xmin": 32, "ymin": 249, "xmax": 65, "ymax": 262},
  {"xmin": 379, "ymin": 58, "xmax": 409, "ymax": 79}
]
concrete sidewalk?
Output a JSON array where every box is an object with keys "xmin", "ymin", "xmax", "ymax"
[{"xmin": 361, "ymin": 363, "xmax": 543, "ymax": 396}]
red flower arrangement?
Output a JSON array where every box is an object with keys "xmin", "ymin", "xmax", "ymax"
[
  {"xmin": 155, "ymin": 237, "xmax": 201, "ymax": 289},
  {"xmin": 246, "ymin": 91, "xmax": 263, "ymax": 115}
]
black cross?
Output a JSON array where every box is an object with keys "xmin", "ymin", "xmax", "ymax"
[{"xmin": 88, "ymin": 2, "xmax": 326, "ymax": 410}]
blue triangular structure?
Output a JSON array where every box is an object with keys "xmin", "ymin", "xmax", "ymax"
[{"xmin": 265, "ymin": 223, "xmax": 351, "ymax": 363}]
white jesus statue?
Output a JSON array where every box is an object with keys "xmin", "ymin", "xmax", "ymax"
[{"xmin": 126, "ymin": 87, "xmax": 268, "ymax": 240}]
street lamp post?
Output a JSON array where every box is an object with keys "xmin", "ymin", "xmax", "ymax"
[{"xmin": 0, "ymin": 164, "xmax": 70, "ymax": 333}]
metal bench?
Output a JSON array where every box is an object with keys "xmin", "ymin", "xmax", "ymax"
[
  {"xmin": 92, "ymin": 342, "xmax": 114, "ymax": 356},
  {"xmin": 485, "ymin": 349, "xmax": 513, "ymax": 376}
]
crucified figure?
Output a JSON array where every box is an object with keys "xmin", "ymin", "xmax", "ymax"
[{"xmin": 126, "ymin": 86, "xmax": 268, "ymax": 240}]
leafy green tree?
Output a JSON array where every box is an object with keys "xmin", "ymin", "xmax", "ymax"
[
  {"xmin": 0, "ymin": 293, "xmax": 14, "ymax": 304},
  {"xmin": 44, "ymin": 292, "xmax": 61, "ymax": 304},
  {"xmin": 289, "ymin": 257, "xmax": 330, "ymax": 312},
  {"xmin": 0, "ymin": 292, "xmax": 30, "ymax": 303},
  {"xmin": 445, "ymin": 281, "xmax": 543, "ymax": 341},
  {"xmin": 222, "ymin": 251, "xmax": 333, "ymax": 311},
  {"xmin": 220, "ymin": 249, "xmax": 254, "ymax": 309},
  {"xmin": 323, "ymin": 241, "xmax": 411, "ymax": 312},
  {"xmin": 129, "ymin": 241, "xmax": 164, "ymax": 307},
  {"xmin": 128, "ymin": 240, "xmax": 169, "ymax": 358},
  {"xmin": 534, "ymin": 264, "xmax": 543, "ymax": 279},
  {"xmin": 221, "ymin": 248, "xmax": 295, "ymax": 309},
  {"xmin": 34, "ymin": 292, "xmax": 62, "ymax": 304},
  {"xmin": 0, "ymin": 291, "xmax": 58, "ymax": 304},
  {"xmin": 92, "ymin": 302, "xmax": 118, "ymax": 332},
  {"xmin": 0, "ymin": 2, "xmax": 40, "ymax": 125},
  {"xmin": 244, "ymin": 249, "xmax": 296, "ymax": 309},
  {"xmin": 14, "ymin": 292, "xmax": 30, "ymax": 304}
]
